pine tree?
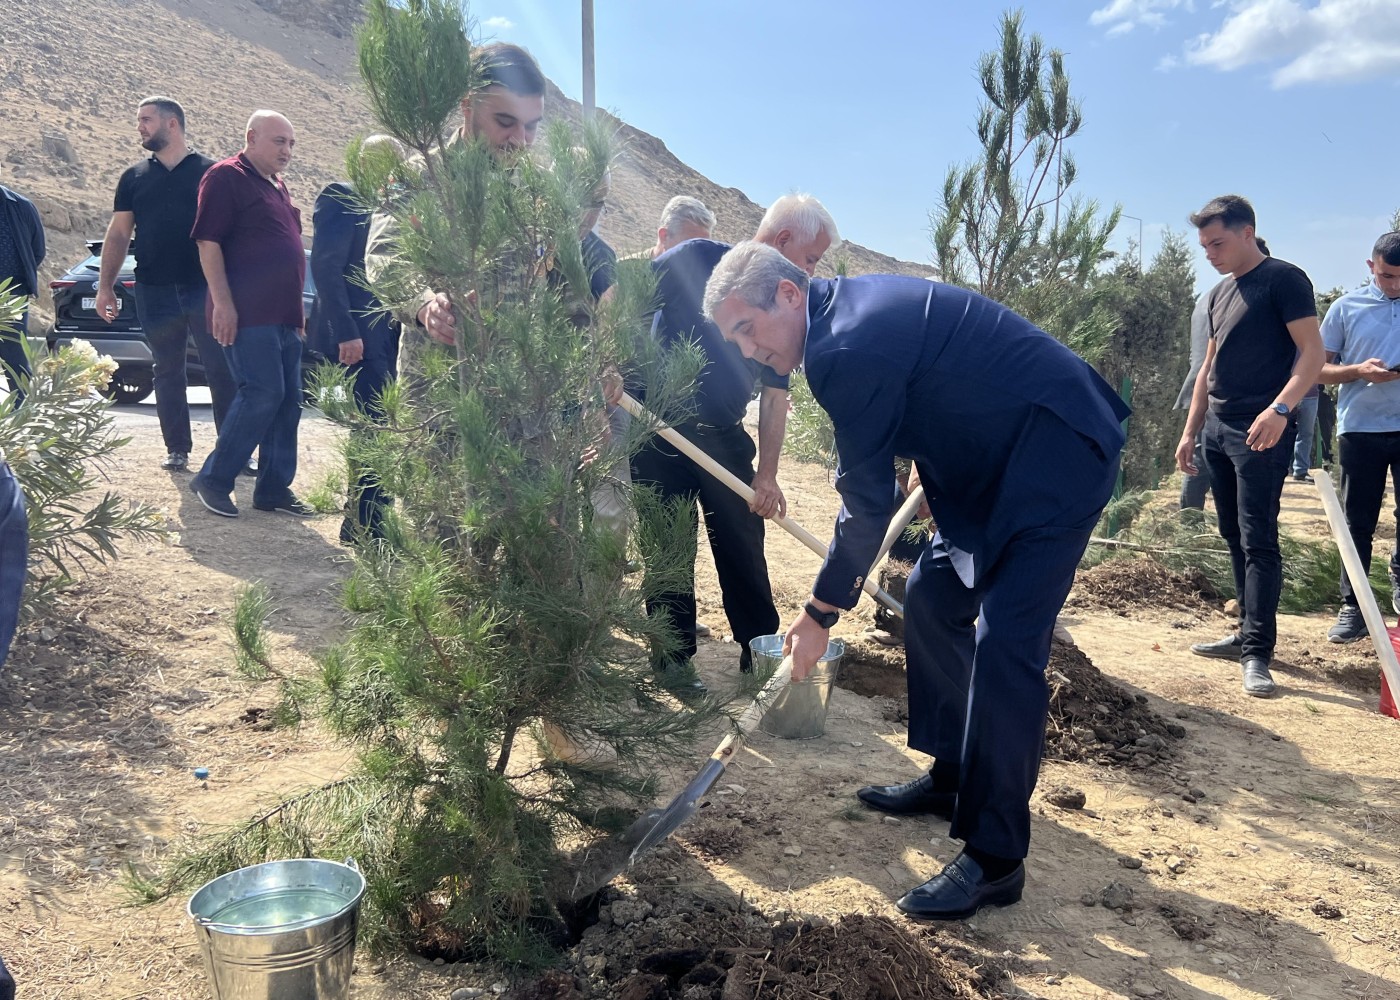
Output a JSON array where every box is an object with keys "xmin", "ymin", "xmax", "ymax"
[
  {"xmin": 133, "ymin": 0, "xmax": 731, "ymax": 962},
  {"xmin": 930, "ymin": 8, "xmax": 1121, "ymax": 361}
]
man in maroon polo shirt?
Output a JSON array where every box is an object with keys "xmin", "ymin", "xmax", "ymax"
[{"xmin": 188, "ymin": 110, "xmax": 311, "ymax": 518}]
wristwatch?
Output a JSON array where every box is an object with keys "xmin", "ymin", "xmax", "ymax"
[
  {"xmin": 1271, "ymin": 402, "xmax": 1290, "ymax": 416},
  {"xmin": 804, "ymin": 602, "xmax": 840, "ymax": 629}
]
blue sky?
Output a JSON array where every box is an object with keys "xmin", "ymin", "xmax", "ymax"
[{"xmin": 476, "ymin": 1, "xmax": 1400, "ymax": 296}]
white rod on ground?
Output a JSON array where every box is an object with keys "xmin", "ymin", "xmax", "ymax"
[
  {"xmin": 619, "ymin": 392, "xmax": 903, "ymax": 616},
  {"xmin": 1315, "ymin": 474, "xmax": 1400, "ymax": 707}
]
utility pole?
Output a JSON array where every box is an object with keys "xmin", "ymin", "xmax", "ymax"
[
  {"xmin": 1121, "ymin": 214, "xmax": 1144, "ymax": 271},
  {"xmin": 582, "ymin": 0, "xmax": 595, "ymax": 118}
]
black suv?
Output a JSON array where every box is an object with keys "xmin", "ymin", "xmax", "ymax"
[{"xmin": 47, "ymin": 240, "xmax": 321, "ymax": 404}]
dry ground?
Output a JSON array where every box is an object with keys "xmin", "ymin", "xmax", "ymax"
[{"xmin": 1, "ymin": 402, "xmax": 1397, "ymax": 999}]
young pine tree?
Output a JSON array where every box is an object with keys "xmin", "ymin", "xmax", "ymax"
[{"xmin": 135, "ymin": 0, "xmax": 730, "ymax": 962}]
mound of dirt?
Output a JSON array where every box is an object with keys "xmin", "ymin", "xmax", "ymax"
[
  {"xmin": 837, "ymin": 636, "xmax": 1185, "ymax": 767},
  {"xmin": 1067, "ymin": 558, "xmax": 1219, "ymax": 614},
  {"xmin": 552, "ymin": 885, "xmax": 982, "ymax": 1000},
  {"xmin": 1045, "ymin": 642, "xmax": 1185, "ymax": 765}
]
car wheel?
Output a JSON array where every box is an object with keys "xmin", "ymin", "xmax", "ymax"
[{"xmin": 104, "ymin": 366, "xmax": 155, "ymax": 405}]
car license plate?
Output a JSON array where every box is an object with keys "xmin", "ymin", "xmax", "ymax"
[{"xmin": 81, "ymin": 296, "xmax": 118, "ymax": 311}]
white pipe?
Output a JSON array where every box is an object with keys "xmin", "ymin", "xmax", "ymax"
[{"xmin": 1315, "ymin": 474, "xmax": 1400, "ymax": 708}]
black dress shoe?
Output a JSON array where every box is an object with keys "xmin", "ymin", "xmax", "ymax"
[
  {"xmin": 1190, "ymin": 633, "xmax": 1243, "ymax": 660},
  {"xmin": 896, "ymin": 851, "xmax": 1025, "ymax": 921},
  {"xmin": 856, "ymin": 773, "xmax": 956, "ymax": 818}
]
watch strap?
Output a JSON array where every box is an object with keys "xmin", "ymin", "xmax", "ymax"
[{"xmin": 804, "ymin": 602, "xmax": 839, "ymax": 629}]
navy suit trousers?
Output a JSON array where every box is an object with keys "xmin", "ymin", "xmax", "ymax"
[{"xmin": 902, "ymin": 409, "xmax": 1117, "ymax": 860}]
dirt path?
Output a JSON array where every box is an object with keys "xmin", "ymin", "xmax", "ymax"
[{"xmin": 1, "ymin": 408, "xmax": 1396, "ymax": 999}]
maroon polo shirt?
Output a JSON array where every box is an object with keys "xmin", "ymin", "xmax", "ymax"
[{"xmin": 191, "ymin": 152, "xmax": 305, "ymax": 329}]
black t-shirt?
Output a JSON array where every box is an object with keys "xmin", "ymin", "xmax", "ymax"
[
  {"xmin": 113, "ymin": 151, "xmax": 215, "ymax": 286},
  {"xmin": 1206, "ymin": 256, "xmax": 1316, "ymax": 420},
  {"xmin": 651, "ymin": 239, "xmax": 788, "ymax": 426}
]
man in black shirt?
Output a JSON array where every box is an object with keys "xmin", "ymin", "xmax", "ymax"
[
  {"xmin": 634, "ymin": 194, "xmax": 840, "ymax": 693},
  {"xmin": 1175, "ymin": 195, "xmax": 1323, "ymax": 697},
  {"xmin": 96, "ymin": 96, "xmax": 234, "ymax": 471}
]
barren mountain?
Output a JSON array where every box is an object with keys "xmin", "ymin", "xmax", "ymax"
[{"xmin": 1, "ymin": 0, "xmax": 931, "ymax": 330}]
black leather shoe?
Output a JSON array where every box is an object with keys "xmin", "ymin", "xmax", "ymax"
[
  {"xmin": 1190, "ymin": 633, "xmax": 1243, "ymax": 660},
  {"xmin": 896, "ymin": 851, "xmax": 1025, "ymax": 921},
  {"xmin": 856, "ymin": 773, "xmax": 956, "ymax": 818}
]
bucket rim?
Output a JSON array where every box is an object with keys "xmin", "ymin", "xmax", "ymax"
[
  {"xmin": 748, "ymin": 633, "xmax": 845, "ymax": 663},
  {"xmin": 187, "ymin": 857, "xmax": 366, "ymax": 936}
]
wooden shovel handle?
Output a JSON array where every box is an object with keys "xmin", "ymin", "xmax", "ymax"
[{"xmin": 621, "ymin": 393, "xmax": 903, "ymax": 615}]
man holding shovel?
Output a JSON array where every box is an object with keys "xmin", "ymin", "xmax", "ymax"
[
  {"xmin": 632, "ymin": 194, "xmax": 840, "ymax": 694},
  {"xmin": 703, "ymin": 242, "xmax": 1127, "ymax": 920}
]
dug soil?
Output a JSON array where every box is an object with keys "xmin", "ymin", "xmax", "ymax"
[{"xmin": 1, "ymin": 411, "xmax": 1397, "ymax": 1000}]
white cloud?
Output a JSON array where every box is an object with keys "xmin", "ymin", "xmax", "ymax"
[
  {"xmin": 1090, "ymin": 0, "xmax": 1194, "ymax": 34},
  {"xmin": 1183, "ymin": 0, "xmax": 1400, "ymax": 86},
  {"xmin": 482, "ymin": 15, "xmax": 515, "ymax": 30}
]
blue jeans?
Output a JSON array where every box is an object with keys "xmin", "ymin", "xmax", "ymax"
[
  {"xmin": 0, "ymin": 308, "xmax": 30, "ymax": 405},
  {"xmin": 1202, "ymin": 409, "xmax": 1296, "ymax": 661},
  {"xmin": 1291, "ymin": 395, "xmax": 1319, "ymax": 476},
  {"xmin": 197, "ymin": 324, "xmax": 302, "ymax": 501},
  {"xmin": 0, "ymin": 460, "xmax": 28, "ymax": 671},
  {"xmin": 1180, "ymin": 429, "xmax": 1212, "ymax": 510},
  {"xmin": 137, "ymin": 282, "xmax": 236, "ymax": 453}
]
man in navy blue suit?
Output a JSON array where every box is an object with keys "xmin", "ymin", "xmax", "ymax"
[
  {"xmin": 310, "ymin": 149, "xmax": 402, "ymax": 543},
  {"xmin": 704, "ymin": 242, "xmax": 1128, "ymax": 920}
]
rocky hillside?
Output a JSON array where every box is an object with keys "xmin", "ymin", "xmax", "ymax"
[{"xmin": 1, "ymin": 0, "xmax": 931, "ymax": 329}]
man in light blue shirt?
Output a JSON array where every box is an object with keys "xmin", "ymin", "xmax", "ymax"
[{"xmin": 1319, "ymin": 231, "xmax": 1400, "ymax": 643}]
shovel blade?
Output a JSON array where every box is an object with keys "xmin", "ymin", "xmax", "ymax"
[{"xmin": 568, "ymin": 759, "xmax": 727, "ymax": 900}]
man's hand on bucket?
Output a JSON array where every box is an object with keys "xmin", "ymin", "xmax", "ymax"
[{"xmin": 783, "ymin": 603, "xmax": 832, "ymax": 681}]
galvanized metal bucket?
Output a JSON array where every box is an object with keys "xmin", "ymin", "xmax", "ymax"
[
  {"xmin": 749, "ymin": 634, "xmax": 845, "ymax": 739},
  {"xmin": 187, "ymin": 858, "xmax": 366, "ymax": 1000}
]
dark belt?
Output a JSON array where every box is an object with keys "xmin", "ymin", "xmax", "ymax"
[{"xmin": 688, "ymin": 420, "xmax": 741, "ymax": 433}]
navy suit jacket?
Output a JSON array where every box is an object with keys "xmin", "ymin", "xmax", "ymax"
[
  {"xmin": 309, "ymin": 182, "xmax": 393, "ymax": 359},
  {"xmin": 804, "ymin": 276, "xmax": 1130, "ymax": 607}
]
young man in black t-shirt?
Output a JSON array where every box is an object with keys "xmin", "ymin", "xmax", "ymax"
[
  {"xmin": 1175, "ymin": 195, "xmax": 1323, "ymax": 697},
  {"xmin": 96, "ymin": 97, "xmax": 234, "ymax": 472}
]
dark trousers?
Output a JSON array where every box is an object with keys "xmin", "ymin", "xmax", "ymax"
[
  {"xmin": 0, "ymin": 461, "xmax": 26, "ymax": 672},
  {"xmin": 1201, "ymin": 409, "xmax": 1295, "ymax": 661},
  {"xmin": 0, "ymin": 308, "xmax": 29, "ymax": 404},
  {"xmin": 905, "ymin": 523, "xmax": 1096, "ymax": 859},
  {"xmin": 632, "ymin": 423, "xmax": 778, "ymax": 668},
  {"xmin": 1337, "ymin": 430, "xmax": 1400, "ymax": 609},
  {"xmin": 197, "ymin": 325, "xmax": 302, "ymax": 502},
  {"xmin": 903, "ymin": 413, "xmax": 1114, "ymax": 861},
  {"xmin": 1317, "ymin": 388, "xmax": 1337, "ymax": 466},
  {"xmin": 344, "ymin": 329, "xmax": 399, "ymax": 535},
  {"xmin": 137, "ymin": 281, "xmax": 236, "ymax": 453}
]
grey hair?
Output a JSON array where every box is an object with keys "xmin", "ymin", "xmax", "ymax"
[
  {"xmin": 755, "ymin": 193, "xmax": 841, "ymax": 252},
  {"xmin": 659, "ymin": 195, "xmax": 715, "ymax": 234},
  {"xmin": 702, "ymin": 241, "xmax": 810, "ymax": 322}
]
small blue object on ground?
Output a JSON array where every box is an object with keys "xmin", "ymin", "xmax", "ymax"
[{"xmin": 194, "ymin": 767, "xmax": 210, "ymax": 780}]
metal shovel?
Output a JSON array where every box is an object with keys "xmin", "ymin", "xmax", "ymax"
[
  {"xmin": 568, "ymin": 472, "xmax": 923, "ymax": 898},
  {"xmin": 569, "ymin": 652, "xmax": 794, "ymax": 899}
]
